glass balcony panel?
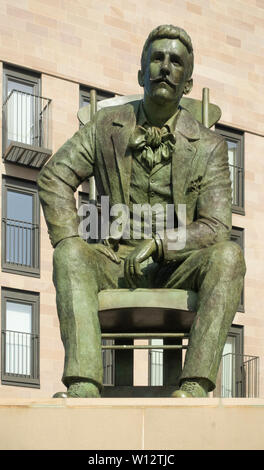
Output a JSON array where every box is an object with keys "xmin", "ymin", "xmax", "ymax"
[{"xmin": 5, "ymin": 301, "xmax": 32, "ymax": 376}]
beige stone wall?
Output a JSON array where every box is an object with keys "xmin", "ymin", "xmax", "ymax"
[
  {"xmin": 232, "ymin": 131, "xmax": 264, "ymax": 394},
  {"xmin": 0, "ymin": 0, "xmax": 263, "ymax": 134},
  {"xmin": 0, "ymin": 69, "xmax": 86, "ymax": 398},
  {"xmin": 1, "ymin": 398, "xmax": 264, "ymax": 450},
  {"xmin": 0, "ymin": 0, "xmax": 263, "ymax": 398}
]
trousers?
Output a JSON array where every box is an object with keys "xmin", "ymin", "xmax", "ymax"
[{"xmin": 53, "ymin": 237, "xmax": 246, "ymax": 392}]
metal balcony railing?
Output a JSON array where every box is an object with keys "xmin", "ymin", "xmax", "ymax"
[
  {"xmin": 1, "ymin": 330, "xmax": 39, "ymax": 383},
  {"xmin": 2, "ymin": 217, "xmax": 39, "ymax": 269},
  {"xmin": 220, "ymin": 353, "xmax": 259, "ymax": 398},
  {"xmin": 148, "ymin": 350, "xmax": 259, "ymax": 397},
  {"xmin": 2, "ymin": 89, "xmax": 52, "ymax": 168}
]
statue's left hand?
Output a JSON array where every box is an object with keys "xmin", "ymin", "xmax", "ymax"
[{"xmin": 124, "ymin": 238, "xmax": 157, "ymax": 288}]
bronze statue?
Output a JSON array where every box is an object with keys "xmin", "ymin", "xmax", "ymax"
[{"xmin": 37, "ymin": 25, "xmax": 245, "ymax": 398}]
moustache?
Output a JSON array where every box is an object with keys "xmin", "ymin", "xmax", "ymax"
[{"xmin": 149, "ymin": 76, "xmax": 180, "ymax": 89}]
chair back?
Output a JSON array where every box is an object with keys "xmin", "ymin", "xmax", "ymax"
[{"xmin": 78, "ymin": 92, "xmax": 221, "ymax": 128}]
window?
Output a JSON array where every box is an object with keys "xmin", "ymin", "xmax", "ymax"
[
  {"xmin": 215, "ymin": 325, "xmax": 258, "ymax": 398},
  {"xmin": 3, "ymin": 65, "xmax": 40, "ymax": 151},
  {"xmin": 102, "ymin": 341, "xmax": 115, "ymax": 386},
  {"xmin": 216, "ymin": 325, "xmax": 259, "ymax": 398},
  {"xmin": 149, "ymin": 327, "xmax": 245, "ymax": 391},
  {"xmin": 78, "ymin": 191, "xmax": 90, "ymax": 210},
  {"xmin": 2, "ymin": 65, "xmax": 52, "ymax": 168},
  {"xmin": 216, "ymin": 325, "xmax": 244, "ymax": 398},
  {"xmin": 78, "ymin": 193, "xmax": 113, "ymax": 384},
  {"xmin": 149, "ymin": 339, "xmax": 163, "ymax": 386},
  {"xmin": 78, "ymin": 86, "xmax": 115, "ymax": 222},
  {"xmin": 2, "ymin": 176, "xmax": 40, "ymax": 276},
  {"xmin": 79, "ymin": 86, "xmax": 115, "ymax": 110},
  {"xmin": 78, "ymin": 189, "xmax": 103, "ymax": 243},
  {"xmin": 1, "ymin": 288, "xmax": 40, "ymax": 387},
  {"xmin": 78, "ymin": 191, "xmax": 94, "ymax": 242},
  {"xmin": 231, "ymin": 226, "xmax": 244, "ymax": 312},
  {"xmin": 215, "ymin": 125, "xmax": 244, "ymax": 215}
]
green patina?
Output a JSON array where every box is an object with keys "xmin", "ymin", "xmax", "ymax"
[{"xmin": 37, "ymin": 25, "xmax": 245, "ymax": 398}]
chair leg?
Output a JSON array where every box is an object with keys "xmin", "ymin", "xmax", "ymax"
[
  {"xmin": 114, "ymin": 338, "xmax": 134, "ymax": 386},
  {"xmin": 163, "ymin": 338, "xmax": 182, "ymax": 387}
]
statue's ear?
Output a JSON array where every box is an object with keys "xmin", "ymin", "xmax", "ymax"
[
  {"xmin": 138, "ymin": 70, "xmax": 144, "ymax": 87},
  {"xmin": 184, "ymin": 78, "xmax": 193, "ymax": 95}
]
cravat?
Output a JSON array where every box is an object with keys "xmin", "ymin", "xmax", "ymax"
[{"xmin": 129, "ymin": 125, "xmax": 176, "ymax": 170}]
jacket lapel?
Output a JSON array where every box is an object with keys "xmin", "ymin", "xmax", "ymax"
[
  {"xmin": 98, "ymin": 102, "xmax": 200, "ymax": 229},
  {"xmin": 172, "ymin": 108, "xmax": 200, "ymax": 223},
  {"xmin": 110, "ymin": 101, "xmax": 139, "ymax": 206}
]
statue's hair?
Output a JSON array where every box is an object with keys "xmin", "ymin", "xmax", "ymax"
[{"xmin": 141, "ymin": 24, "xmax": 194, "ymax": 79}]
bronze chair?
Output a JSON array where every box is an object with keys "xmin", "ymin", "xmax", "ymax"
[
  {"xmin": 78, "ymin": 91, "xmax": 221, "ymax": 397},
  {"xmin": 98, "ymin": 288, "xmax": 197, "ymax": 397}
]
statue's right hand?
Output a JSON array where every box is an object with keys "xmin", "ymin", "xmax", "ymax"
[{"xmin": 92, "ymin": 243, "xmax": 121, "ymax": 264}]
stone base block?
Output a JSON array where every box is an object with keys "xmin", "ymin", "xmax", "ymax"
[{"xmin": 0, "ymin": 398, "xmax": 264, "ymax": 450}]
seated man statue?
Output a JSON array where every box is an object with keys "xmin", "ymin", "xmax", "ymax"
[{"xmin": 37, "ymin": 24, "xmax": 246, "ymax": 398}]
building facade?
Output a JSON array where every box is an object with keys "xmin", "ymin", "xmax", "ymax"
[{"xmin": 0, "ymin": 0, "xmax": 263, "ymax": 399}]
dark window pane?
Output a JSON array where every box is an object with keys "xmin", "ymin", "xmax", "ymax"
[
  {"xmin": 80, "ymin": 94, "xmax": 90, "ymax": 107},
  {"xmin": 215, "ymin": 125, "xmax": 244, "ymax": 214},
  {"xmin": 8, "ymin": 78, "xmax": 34, "ymax": 95},
  {"xmin": 6, "ymin": 190, "xmax": 33, "ymax": 266},
  {"xmin": 7, "ymin": 190, "xmax": 33, "ymax": 222},
  {"xmin": 227, "ymin": 139, "xmax": 240, "ymax": 206}
]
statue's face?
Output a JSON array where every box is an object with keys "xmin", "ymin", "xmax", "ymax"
[{"xmin": 140, "ymin": 38, "xmax": 191, "ymax": 105}]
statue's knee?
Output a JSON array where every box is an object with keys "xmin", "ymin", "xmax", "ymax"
[
  {"xmin": 210, "ymin": 241, "xmax": 246, "ymax": 276},
  {"xmin": 53, "ymin": 237, "xmax": 92, "ymax": 269}
]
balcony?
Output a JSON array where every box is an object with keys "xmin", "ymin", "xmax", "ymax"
[
  {"xmin": 2, "ymin": 216, "xmax": 39, "ymax": 276},
  {"xmin": 3, "ymin": 217, "xmax": 39, "ymax": 265},
  {"xmin": 147, "ymin": 350, "xmax": 259, "ymax": 398},
  {"xmin": 218, "ymin": 353, "xmax": 259, "ymax": 398},
  {"xmin": 2, "ymin": 89, "xmax": 52, "ymax": 169},
  {"xmin": 1, "ymin": 329, "xmax": 39, "ymax": 386},
  {"xmin": 101, "ymin": 339, "xmax": 260, "ymax": 398}
]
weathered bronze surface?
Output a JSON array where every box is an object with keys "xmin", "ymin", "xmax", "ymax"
[{"xmin": 37, "ymin": 25, "xmax": 246, "ymax": 398}]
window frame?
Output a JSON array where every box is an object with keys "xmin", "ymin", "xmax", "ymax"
[
  {"xmin": 215, "ymin": 125, "xmax": 245, "ymax": 215},
  {"xmin": 2, "ymin": 65, "xmax": 41, "ymax": 155},
  {"xmin": 78, "ymin": 190, "xmax": 90, "ymax": 207},
  {"xmin": 231, "ymin": 226, "xmax": 245, "ymax": 312},
  {"xmin": 148, "ymin": 338, "xmax": 164, "ymax": 386},
  {"xmin": 78, "ymin": 191, "xmax": 114, "ymax": 384},
  {"xmin": 79, "ymin": 85, "xmax": 115, "ymax": 109},
  {"xmin": 1, "ymin": 288, "xmax": 40, "ymax": 388},
  {"xmin": 214, "ymin": 325, "xmax": 244, "ymax": 398},
  {"xmin": 227, "ymin": 325, "xmax": 244, "ymax": 356},
  {"xmin": 79, "ymin": 86, "xmax": 115, "ymax": 217},
  {"xmin": 2, "ymin": 176, "xmax": 40, "ymax": 277},
  {"xmin": 78, "ymin": 190, "xmax": 102, "ymax": 243}
]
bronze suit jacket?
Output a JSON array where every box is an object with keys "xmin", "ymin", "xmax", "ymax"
[{"xmin": 37, "ymin": 100, "xmax": 232, "ymax": 261}]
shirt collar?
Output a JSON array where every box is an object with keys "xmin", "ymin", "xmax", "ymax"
[
  {"xmin": 137, "ymin": 102, "xmax": 180, "ymax": 133},
  {"xmin": 112, "ymin": 99, "xmax": 200, "ymax": 141}
]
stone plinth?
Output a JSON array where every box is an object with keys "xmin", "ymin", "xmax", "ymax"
[{"xmin": 0, "ymin": 398, "xmax": 264, "ymax": 450}]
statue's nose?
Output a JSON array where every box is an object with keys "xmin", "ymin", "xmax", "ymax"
[{"xmin": 160, "ymin": 58, "xmax": 170, "ymax": 75}]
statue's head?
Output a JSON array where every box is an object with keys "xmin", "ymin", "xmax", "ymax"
[{"xmin": 138, "ymin": 25, "xmax": 194, "ymax": 106}]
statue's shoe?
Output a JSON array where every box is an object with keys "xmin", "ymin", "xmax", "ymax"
[
  {"xmin": 171, "ymin": 380, "xmax": 208, "ymax": 398},
  {"xmin": 53, "ymin": 392, "xmax": 69, "ymax": 398},
  {"xmin": 53, "ymin": 382, "xmax": 100, "ymax": 398}
]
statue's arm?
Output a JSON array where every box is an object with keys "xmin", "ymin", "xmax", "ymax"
[
  {"xmin": 37, "ymin": 120, "xmax": 95, "ymax": 248},
  {"xmin": 161, "ymin": 138, "xmax": 232, "ymax": 261}
]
